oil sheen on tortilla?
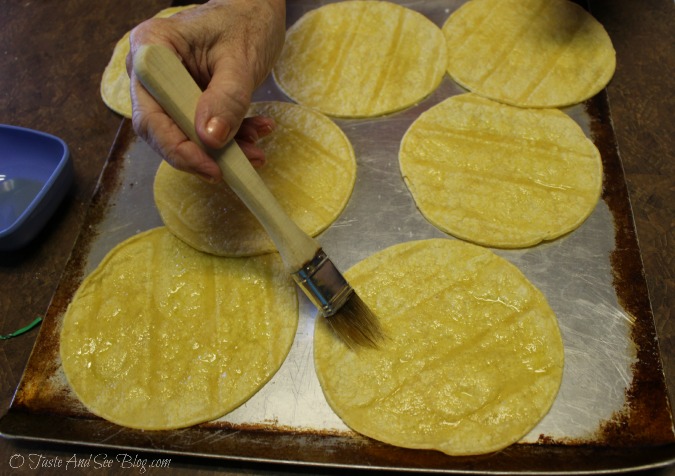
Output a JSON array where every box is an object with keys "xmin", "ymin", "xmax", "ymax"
[
  {"xmin": 442, "ymin": 0, "xmax": 615, "ymax": 108},
  {"xmin": 60, "ymin": 227, "xmax": 298, "ymax": 430},
  {"xmin": 314, "ymin": 238, "xmax": 564, "ymax": 456},
  {"xmin": 399, "ymin": 93, "xmax": 603, "ymax": 248},
  {"xmin": 273, "ymin": 1, "xmax": 447, "ymax": 117}
]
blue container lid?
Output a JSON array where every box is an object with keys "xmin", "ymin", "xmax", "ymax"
[{"xmin": 0, "ymin": 124, "xmax": 74, "ymax": 250}]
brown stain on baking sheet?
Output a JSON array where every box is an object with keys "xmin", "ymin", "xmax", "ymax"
[
  {"xmin": 586, "ymin": 92, "xmax": 675, "ymax": 446},
  {"xmin": 527, "ymin": 92, "xmax": 675, "ymax": 449},
  {"xmin": 11, "ymin": 120, "xmax": 133, "ymax": 415}
]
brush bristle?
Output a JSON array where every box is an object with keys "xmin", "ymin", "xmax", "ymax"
[{"xmin": 326, "ymin": 292, "xmax": 384, "ymax": 349}]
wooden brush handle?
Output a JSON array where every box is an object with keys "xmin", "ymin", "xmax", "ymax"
[{"xmin": 133, "ymin": 44, "xmax": 319, "ymax": 270}]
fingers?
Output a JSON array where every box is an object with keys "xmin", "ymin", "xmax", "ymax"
[
  {"xmin": 132, "ymin": 72, "xmax": 275, "ymax": 177},
  {"xmin": 236, "ymin": 140, "xmax": 266, "ymax": 168},
  {"xmin": 125, "ymin": 1, "xmax": 285, "ymax": 181},
  {"xmin": 129, "ymin": 66, "xmax": 224, "ymax": 183},
  {"xmin": 131, "ymin": 62, "xmax": 275, "ymax": 178},
  {"xmin": 235, "ymin": 116, "xmax": 276, "ymax": 168},
  {"xmin": 194, "ymin": 55, "xmax": 254, "ymax": 150},
  {"xmin": 127, "ymin": 18, "xmax": 222, "ymax": 182},
  {"xmin": 188, "ymin": 1, "xmax": 285, "ymax": 152},
  {"xmin": 236, "ymin": 116, "xmax": 276, "ymax": 143}
]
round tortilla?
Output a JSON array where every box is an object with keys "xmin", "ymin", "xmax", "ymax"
[
  {"xmin": 100, "ymin": 5, "xmax": 197, "ymax": 117},
  {"xmin": 154, "ymin": 101, "xmax": 356, "ymax": 257},
  {"xmin": 399, "ymin": 93, "xmax": 603, "ymax": 248},
  {"xmin": 60, "ymin": 227, "xmax": 298, "ymax": 430},
  {"xmin": 314, "ymin": 238, "xmax": 564, "ymax": 456},
  {"xmin": 273, "ymin": 1, "xmax": 447, "ymax": 117},
  {"xmin": 442, "ymin": 0, "xmax": 615, "ymax": 108}
]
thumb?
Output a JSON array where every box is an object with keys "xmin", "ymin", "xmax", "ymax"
[{"xmin": 194, "ymin": 58, "xmax": 255, "ymax": 150}]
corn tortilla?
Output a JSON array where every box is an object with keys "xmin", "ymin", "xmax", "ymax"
[
  {"xmin": 399, "ymin": 93, "xmax": 603, "ymax": 248},
  {"xmin": 314, "ymin": 238, "xmax": 564, "ymax": 456},
  {"xmin": 60, "ymin": 227, "xmax": 298, "ymax": 430},
  {"xmin": 154, "ymin": 101, "xmax": 356, "ymax": 256},
  {"xmin": 273, "ymin": 1, "xmax": 447, "ymax": 117},
  {"xmin": 442, "ymin": 0, "xmax": 616, "ymax": 108}
]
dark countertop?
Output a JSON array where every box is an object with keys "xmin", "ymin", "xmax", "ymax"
[{"xmin": 1, "ymin": 0, "xmax": 673, "ymax": 474}]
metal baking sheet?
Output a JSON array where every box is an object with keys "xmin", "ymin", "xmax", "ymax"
[{"xmin": 2, "ymin": 0, "xmax": 674, "ymax": 473}]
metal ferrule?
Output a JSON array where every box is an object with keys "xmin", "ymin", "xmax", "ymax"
[{"xmin": 291, "ymin": 249, "xmax": 353, "ymax": 317}]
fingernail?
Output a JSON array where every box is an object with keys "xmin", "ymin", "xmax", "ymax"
[
  {"xmin": 260, "ymin": 118, "xmax": 276, "ymax": 134},
  {"xmin": 206, "ymin": 117, "xmax": 228, "ymax": 145},
  {"xmin": 261, "ymin": 123, "xmax": 274, "ymax": 135},
  {"xmin": 243, "ymin": 132, "xmax": 258, "ymax": 143},
  {"xmin": 250, "ymin": 157, "xmax": 266, "ymax": 168}
]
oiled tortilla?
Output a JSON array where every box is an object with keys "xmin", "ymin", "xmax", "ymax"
[
  {"xmin": 154, "ymin": 101, "xmax": 356, "ymax": 256},
  {"xmin": 399, "ymin": 93, "xmax": 603, "ymax": 248},
  {"xmin": 442, "ymin": 0, "xmax": 615, "ymax": 108},
  {"xmin": 60, "ymin": 227, "xmax": 298, "ymax": 430},
  {"xmin": 314, "ymin": 238, "xmax": 564, "ymax": 455},
  {"xmin": 273, "ymin": 1, "xmax": 447, "ymax": 117}
]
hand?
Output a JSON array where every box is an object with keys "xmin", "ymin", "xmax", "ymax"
[{"xmin": 127, "ymin": 0, "xmax": 286, "ymax": 182}]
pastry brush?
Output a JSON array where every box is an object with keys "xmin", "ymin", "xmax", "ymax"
[{"xmin": 133, "ymin": 44, "xmax": 383, "ymax": 348}]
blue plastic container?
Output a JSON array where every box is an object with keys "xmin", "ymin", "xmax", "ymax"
[{"xmin": 0, "ymin": 124, "xmax": 74, "ymax": 250}]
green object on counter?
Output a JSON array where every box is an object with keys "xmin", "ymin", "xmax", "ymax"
[{"xmin": 0, "ymin": 317, "xmax": 42, "ymax": 339}]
